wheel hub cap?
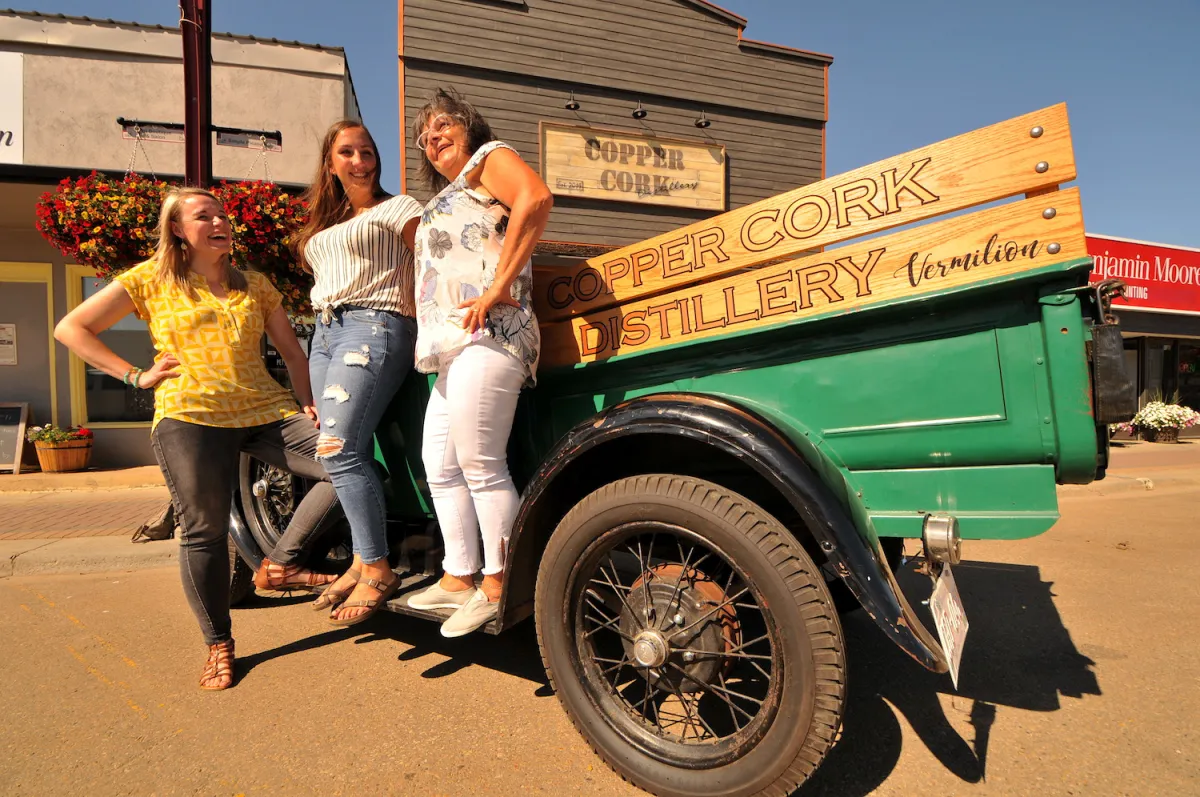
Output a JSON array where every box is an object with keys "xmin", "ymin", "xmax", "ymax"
[{"xmin": 632, "ymin": 630, "xmax": 670, "ymax": 668}]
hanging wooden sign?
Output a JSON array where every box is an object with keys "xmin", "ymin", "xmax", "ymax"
[
  {"xmin": 534, "ymin": 104, "xmax": 1075, "ymax": 322},
  {"xmin": 540, "ymin": 122, "xmax": 727, "ymax": 211},
  {"xmin": 540, "ymin": 189, "xmax": 1086, "ymax": 365}
]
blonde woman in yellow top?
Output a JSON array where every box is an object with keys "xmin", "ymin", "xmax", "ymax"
[{"xmin": 55, "ymin": 187, "xmax": 338, "ymax": 690}]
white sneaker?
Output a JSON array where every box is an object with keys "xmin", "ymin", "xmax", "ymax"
[
  {"xmin": 440, "ymin": 589, "xmax": 498, "ymax": 638},
  {"xmin": 406, "ymin": 582, "xmax": 475, "ymax": 611}
]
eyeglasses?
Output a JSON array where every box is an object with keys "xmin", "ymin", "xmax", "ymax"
[{"xmin": 417, "ymin": 114, "xmax": 459, "ymax": 149}]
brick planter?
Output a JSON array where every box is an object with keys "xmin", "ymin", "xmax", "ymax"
[{"xmin": 1140, "ymin": 427, "xmax": 1181, "ymax": 444}]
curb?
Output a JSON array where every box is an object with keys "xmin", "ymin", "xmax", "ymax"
[
  {"xmin": 0, "ymin": 466, "xmax": 165, "ymax": 495},
  {"xmin": 0, "ymin": 537, "xmax": 177, "ymax": 578}
]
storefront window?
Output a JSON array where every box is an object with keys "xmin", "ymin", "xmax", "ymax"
[
  {"xmin": 1178, "ymin": 343, "xmax": 1200, "ymax": 411},
  {"xmin": 81, "ymin": 276, "xmax": 156, "ymax": 423}
]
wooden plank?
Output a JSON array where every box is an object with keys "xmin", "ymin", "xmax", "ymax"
[
  {"xmin": 402, "ymin": 0, "xmax": 827, "ymax": 120},
  {"xmin": 540, "ymin": 123, "xmax": 727, "ymax": 211},
  {"xmin": 539, "ymin": 189, "xmax": 1086, "ymax": 366},
  {"xmin": 533, "ymin": 104, "xmax": 1076, "ymax": 321}
]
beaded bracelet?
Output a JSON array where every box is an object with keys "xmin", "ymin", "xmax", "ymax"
[{"xmin": 122, "ymin": 367, "xmax": 145, "ymax": 388}]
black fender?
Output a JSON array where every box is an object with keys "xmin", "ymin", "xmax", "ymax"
[
  {"xmin": 501, "ymin": 392, "xmax": 948, "ymax": 673},
  {"xmin": 228, "ymin": 497, "xmax": 265, "ymax": 571}
]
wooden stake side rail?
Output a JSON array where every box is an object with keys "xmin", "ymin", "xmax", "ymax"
[
  {"xmin": 533, "ymin": 104, "xmax": 1076, "ymax": 322},
  {"xmin": 539, "ymin": 189, "xmax": 1086, "ymax": 366}
]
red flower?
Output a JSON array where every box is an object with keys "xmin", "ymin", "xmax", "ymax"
[{"xmin": 36, "ymin": 174, "xmax": 314, "ymax": 317}]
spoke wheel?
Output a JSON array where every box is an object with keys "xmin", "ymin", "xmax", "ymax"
[
  {"xmin": 536, "ymin": 475, "xmax": 845, "ymax": 797},
  {"xmin": 238, "ymin": 454, "xmax": 351, "ymax": 574},
  {"xmin": 576, "ymin": 524, "xmax": 779, "ymax": 764}
]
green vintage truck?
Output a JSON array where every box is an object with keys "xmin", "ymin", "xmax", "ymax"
[{"xmin": 231, "ymin": 104, "xmax": 1134, "ymax": 796}]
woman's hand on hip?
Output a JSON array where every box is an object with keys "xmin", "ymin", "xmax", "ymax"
[
  {"xmin": 137, "ymin": 354, "xmax": 181, "ymax": 389},
  {"xmin": 458, "ymin": 288, "xmax": 520, "ymax": 333},
  {"xmin": 302, "ymin": 404, "xmax": 320, "ymax": 428}
]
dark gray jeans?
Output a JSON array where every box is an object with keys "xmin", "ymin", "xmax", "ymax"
[{"xmin": 151, "ymin": 414, "xmax": 339, "ymax": 645}]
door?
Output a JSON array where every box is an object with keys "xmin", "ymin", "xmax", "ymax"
[{"xmin": 0, "ymin": 263, "xmax": 56, "ymax": 428}]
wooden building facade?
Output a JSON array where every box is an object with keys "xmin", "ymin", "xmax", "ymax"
[{"xmin": 397, "ymin": 0, "xmax": 831, "ymax": 252}]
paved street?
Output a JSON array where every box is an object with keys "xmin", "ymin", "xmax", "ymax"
[{"xmin": 1, "ymin": 472, "xmax": 1197, "ymax": 796}]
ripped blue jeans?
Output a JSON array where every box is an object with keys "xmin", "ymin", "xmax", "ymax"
[{"xmin": 309, "ymin": 306, "xmax": 416, "ymax": 563}]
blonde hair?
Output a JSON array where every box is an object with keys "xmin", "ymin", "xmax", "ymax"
[{"xmin": 153, "ymin": 187, "xmax": 247, "ymax": 299}]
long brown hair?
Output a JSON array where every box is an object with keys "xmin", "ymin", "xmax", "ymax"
[
  {"xmin": 153, "ymin": 187, "xmax": 246, "ymax": 299},
  {"xmin": 411, "ymin": 88, "xmax": 495, "ymax": 194},
  {"xmin": 293, "ymin": 120, "xmax": 389, "ymax": 271}
]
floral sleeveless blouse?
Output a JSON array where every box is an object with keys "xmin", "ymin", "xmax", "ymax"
[{"xmin": 413, "ymin": 141, "xmax": 540, "ymax": 384}]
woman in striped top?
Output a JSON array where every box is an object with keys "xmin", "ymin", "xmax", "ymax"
[{"xmin": 293, "ymin": 120, "xmax": 423, "ymax": 626}]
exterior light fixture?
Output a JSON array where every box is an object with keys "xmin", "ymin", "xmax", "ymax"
[
  {"xmin": 565, "ymin": 92, "xmax": 580, "ymax": 111},
  {"xmin": 695, "ymin": 110, "xmax": 711, "ymax": 129},
  {"xmin": 632, "ymin": 100, "xmax": 647, "ymax": 120}
]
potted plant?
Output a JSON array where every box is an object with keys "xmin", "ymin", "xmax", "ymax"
[
  {"xmin": 26, "ymin": 424, "xmax": 95, "ymax": 472},
  {"xmin": 1114, "ymin": 400, "xmax": 1200, "ymax": 443}
]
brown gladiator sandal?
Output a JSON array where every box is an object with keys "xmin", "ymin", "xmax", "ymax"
[
  {"xmin": 312, "ymin": 568, "xmax": 361, "ymax": 611},
  {"xmin": 254, "ymin": 558, "xmax": 337, "ymax": 592},
  {"xmin": 200, "ymin": 640, "xmax": 235, "ymax": 690}
]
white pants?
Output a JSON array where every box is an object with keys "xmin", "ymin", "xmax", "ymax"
[{"xmin": 422, "ymin": 340, "xmax": 526, "ymax": 577}]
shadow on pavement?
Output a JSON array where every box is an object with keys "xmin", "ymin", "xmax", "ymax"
[
  {"xmin": 797, "ymin": 559, "xmax": 1100, "ymax": 796},
  {"xmin": 364, "ymin": 612, "xmax": 553, "ymax": 695},
  {"xmin": 289, "ymin": 557, "xmax": 1099, "ymax": 794},
  {"xmin": 233, "ymin": 591, "xmax": 320, "ymax": 610},
  {"xmin": 235, "ymin": 625, "xmax": 364, "ymax": 683}
]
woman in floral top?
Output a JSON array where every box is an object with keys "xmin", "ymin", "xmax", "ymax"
[{"xmin": 406, "ymin": 89, "xmax": 553, "ymax": 637}]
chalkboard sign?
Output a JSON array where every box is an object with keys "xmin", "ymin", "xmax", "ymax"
[{"xmin": 0, "ymin": 402, "xmax": 30, "ymax": 475}]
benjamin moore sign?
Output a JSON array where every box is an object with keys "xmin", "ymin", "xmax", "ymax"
[{"xmin": 540, "ymin": 123, "xmax": 726, "ymax": 211}]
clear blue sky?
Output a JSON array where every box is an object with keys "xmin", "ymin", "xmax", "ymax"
[{"xmin": 44, "ymin": 0, "xmax": 1200, "ymax": 247}]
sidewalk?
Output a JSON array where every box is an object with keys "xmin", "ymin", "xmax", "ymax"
[
  {"xmin": 1059, "ymin": 438, "xmax": 1200, "ymax": 497},
  {"xmin": 0, "ymin": 466, "xmax": 174, "ymax": 578},
  {"xmin": 1, "ymin": 441, "xmax": 1196, "ymax": 578}
]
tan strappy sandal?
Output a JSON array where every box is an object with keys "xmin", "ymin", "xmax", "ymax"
[
  {"xmin": 312, "ymin": 568, "xmax": 361, "ymax": 612},
  {"xmin": 200, "ymin": 640, "xmax": 235, "ymax": 691},
  {"xmin": 328, "ymin": 571, "xmax": 402, "ymax": 627},
  {"xmin": 254, "ymin": 558, "xmax": 337, "ymax": 592}
]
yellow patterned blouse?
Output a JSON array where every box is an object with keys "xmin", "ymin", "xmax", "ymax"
[{"xmin": 116, "ymin": 260, "xmax": 298, "ymax": 430}]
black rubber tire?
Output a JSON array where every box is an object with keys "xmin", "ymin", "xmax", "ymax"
[
  {"xmin": 228, "ymin": 535, "xmax": 256, "ymax": 607},
  {"xmin": 535, "ymin": 475, "xmax": 846, "ymax": 797}
]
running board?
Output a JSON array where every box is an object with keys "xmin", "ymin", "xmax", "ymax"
[{"xmin": 312, "ymin": 570, "xmax": 503, "ymax": 636}]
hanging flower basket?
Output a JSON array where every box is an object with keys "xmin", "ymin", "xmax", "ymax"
[
  {"xmin": 34, "ymin": 172, "xmax": 166, "ymax": 279},
  {"xmin": 214, "ymin": 180, "xmax": 311, "ymax": 317},
  {"xmin": 35, "ymin": 172, "xmax": 312, "ymax": 316}
]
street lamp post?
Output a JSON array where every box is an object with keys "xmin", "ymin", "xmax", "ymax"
[{"xmin": 180, "ymin": 0, "xmax": 212, "ymax": 187}]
